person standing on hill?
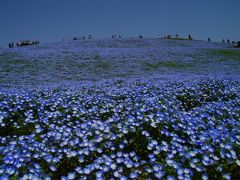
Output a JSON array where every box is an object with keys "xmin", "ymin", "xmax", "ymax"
[
  {"xmin": 9, "ymin": 43, "xmax": 11, "ymax": 48},
  {"xmin": 188, "ymin": 34, "xmax": 193, "ymax": 40},
  {"xmin": 208, "ymin": 38, "xmax": 211, "ymax": 42}
]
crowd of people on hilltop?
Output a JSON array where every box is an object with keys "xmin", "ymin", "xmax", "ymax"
[
  {"xmin": 70, "ymin": 35, "xmax": 92, "ymax": 41},
  {"xmin": 222, "ymin": 38, "xmax": 240, "ymax": 47},
  {"xmin": 8, "ymin": 40, "xmax": 40, "ymax": 48},
  {"xmin": 222, "ymin": 38, "xmax": 235, "ymax": 44},
  {"xmin": 112, "ymin": 34, "xmax": 122, "ymax": 39},
  {"xmin": 234, "ymin": 41, "xmax": 240, "ymax": 48},
  {"xmin": 67, "ymin": 33, "xmax": 240, "ymax": 48},
  {"xmin": 157, "ymin": 33, "xmax": 193, "ymax": 40},
  {"xmin": 156, "ymin": 34, "xmax": 239, "ymax": 47},
  {"xmin": 7, "ymin": 34, "xmax": 240, "ymax": 48}
]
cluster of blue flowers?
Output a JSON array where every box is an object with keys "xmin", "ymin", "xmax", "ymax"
[{"xmin": 0, "ymin": 78, "xmax": 239, "ymax": 179}]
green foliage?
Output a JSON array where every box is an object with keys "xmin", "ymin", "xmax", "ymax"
[
  {"xmin": 142, "ymin": 61, "xmax": 193, "ymax": 70},
  {"xmin": 53, "ymin": 156, "xmax": 79, "ymax": 179},
  {"xmin": 93, "ymin": 54, "xmax": 102, "ymax": 60},
  {"xmin": 215, "ymin": 49, "xmax": 240, "ymax": 56},
  {"xmin": 96, "ymin": 60, "xmax": 112, "ymax": 70},
  {"xmin": 209, "ymin": 49, "xmax": 240, "ymax": 62}
]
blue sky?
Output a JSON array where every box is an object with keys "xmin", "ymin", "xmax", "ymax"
[{"xmin": 0, "ymin": 0, "xmax": 240, "ymax": 47}]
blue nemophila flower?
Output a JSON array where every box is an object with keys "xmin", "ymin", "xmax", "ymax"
[
  {"xmin": 114, "ymin": 171, "xmax": 120, "ymax": 178},
  {"xmin": 83, "ymin": 167, "xmax": 91, "ymax": 174},
  {"xmin": 50, "ymin": 165, "xmax": 57, "ymax": 172},
  {"xmin": 0, "ymin": 79, "xmax": 239, "ymax": 178},
  {"xmin": 44, "ymin": 176, "xmax": 51, "ymax": 180},
  {"xmin": 124, "ymin": 159, "xmax": 133, "ymax": 168},
  {"xmin": 202, "ymin": 173, "xmax": 208, "ymax": 180},
  {"xmin": 154, "ymin": 171, "xmax": 165, "ymax": 179},
  {"xmin": 110, "ymin": 163, "xmax": 117, "ymax": 170},
  {"xmin": 68, "ymin": 172, "xmax": 76, "ymax": 180},
  {"xmin": 60, "ymin": 176, "xmax": 67, "ymax": 180},
  {"xmin": 223, "ymin": 173, "xmax": 231, "ymax": 180},
  {"xmin": 202, "ymin": 155, "xmax": 211, "ymax": 166},
  {"xmin": 129, "ymin": 171, "xmax": 138, "ymax": 179},
  {"xmin": 167, "ymin": 175, "xmax": 175, "ymax": 180},
  {"xmin": 116, "ymin": 157, "xmax": 123, "ymax": 164},
  {"xmin": 119, "ymin": 175, "xmax": 128, "ymax": 180},
  {"xmin": 5, "ymin": 167, "xmax": 15, "ymax": 175}
]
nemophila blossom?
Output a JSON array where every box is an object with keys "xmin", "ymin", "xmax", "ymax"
[
  {"xmin": 119, "ymin": 175, "xmax": 128, "ymax": 180},
  {"xmin": 223, "ymin": 173, "xmax": 231, "ymax": 180},
  {"xmin": 67, "ymin": 172, "xmax": 76, "ymax": 180},
  {"xmin": 49, "ymin": 165, "xmax": 57, "ymax": 172},
  {"xmin": 167, "ymin": 175, "xmax": 176, "ymax": 180},
  {"xmin": 154, "ymin": 171, "xmax": 165, "ymax": 179},
  {"xmin": 83, "ymin": 167, "xmax": 91, "ymax": 174},
  {"xmin": 129, "ymin": 171, "xmax": 138, "ymax": 179},
  {"xmin": 114, "ymin": 171, "xmax": 120, "ymax": 178},
  {"xmin": 44, "ymin": 176, "xmax": 51, "ymax": 180},
  {"xmin": 0, "ymin": 79, "xmax": 239, "ymax": 179},
  {"xmin": 60, "ymin": 176, "xmax": 67, "ymax": 180},
  {"xmin": 202, "ymin": 173, "xmax": 208, "ymax": 180}
]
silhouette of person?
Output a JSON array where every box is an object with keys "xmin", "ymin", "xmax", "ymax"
[
  {"xmin": 208, "ymin": 38, "xmax": 211, "ymax": 42},
  {"xmin": 188, "ymin": 34, "xmax": 192, "ymax": 40}
]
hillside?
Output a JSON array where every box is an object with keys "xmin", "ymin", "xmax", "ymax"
[
  {"xmin": 0, "ymin": 38, "xmax": 240, "ymax": 89},
  {"xmin": 0, "ymin": 38, "xmax": 240, "ymax": 179}
]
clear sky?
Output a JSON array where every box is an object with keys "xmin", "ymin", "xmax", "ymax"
[{"xmin": 0, "ymin": 0, "xmax": 240, "ymax": 47}]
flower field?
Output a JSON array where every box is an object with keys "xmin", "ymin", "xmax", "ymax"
[
  {"xmin": 0, "ymin": 78, "xmax": 240, "ymax": 179},
  {"xmin": 0, "ymin": 38, "xmax": 240, "ymax": 179}
]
